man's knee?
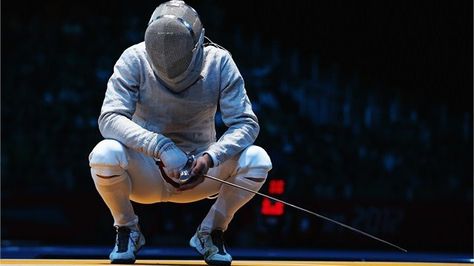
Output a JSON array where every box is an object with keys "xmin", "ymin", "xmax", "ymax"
[
  {"xmin": 238, "ymin": 145, "xmax": 272, "ymax": 181},
  {"xmin": 89, "ymin": 139, "xmax": 128, "ymax": 177}
]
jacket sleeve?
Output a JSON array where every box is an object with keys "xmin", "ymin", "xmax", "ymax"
[
  {"xmin": 98, "ymin": 47, "xmax": 165, "ymax": 158},
  {"xmin": 205, "ymin": 52, "xmax": 260, "ymax": 166}
]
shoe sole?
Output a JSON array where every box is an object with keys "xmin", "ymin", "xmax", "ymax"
[
  {"xmin": 110, "ymin": 238, "xmax": 145, "ymax": 265},
  {"xmin": 190, "ymin": 235, "xmax": 231, "ymax": 266},
  {"xmin": 206, "ymin": 259, "xmax": 231, "ymax": 266},
  {"xmin": 111, "ymin": 258, "xmax": 136, "ymax": 264}
]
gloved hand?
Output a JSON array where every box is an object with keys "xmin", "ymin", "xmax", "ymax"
[
  {"xmin": 177, "ymin": 153, "xmax": 213, "ymax": 191},
  {"xmin": 157, "ymin": 138, "xmax": 188, "ymax": 180}
]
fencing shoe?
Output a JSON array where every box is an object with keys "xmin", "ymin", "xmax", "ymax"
[
  {"xmin": 109, "ymin": 225, "xmax": 145, "ymax": 264},
  {"xmin": 189, "ymin": 227, "xmax": 232, "ymax": 266}
]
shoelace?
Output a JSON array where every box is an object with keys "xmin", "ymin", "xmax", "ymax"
[
  {"xmin": 115, "ymin": 226, "xmax": 131, "ymax": 253},
  {"xmin": 210, "ymin": 230, "xmax": 226, "ymax": 255}
]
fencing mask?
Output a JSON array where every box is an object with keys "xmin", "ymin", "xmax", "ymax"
[{"xmin": 145, "ymin": 0, "xmax": 204, "ymax": 93}]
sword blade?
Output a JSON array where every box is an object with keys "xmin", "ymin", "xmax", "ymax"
[{"xmin": 203, "ymin": 174, "xmax": 407, "ymax": 253}]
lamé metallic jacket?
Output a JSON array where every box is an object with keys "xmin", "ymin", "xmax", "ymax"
[{"xmin": 98, "ymin": 43, "xmax": 259, "ymax": 167}]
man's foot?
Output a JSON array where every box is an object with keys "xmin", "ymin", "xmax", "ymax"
[
  {"xmin": 189, "ymin": 227, "xmax": 232, "ymax": 266},
  {"xmin": 109, "ymin": 226, "xmax": 145, "ymax": 264}
]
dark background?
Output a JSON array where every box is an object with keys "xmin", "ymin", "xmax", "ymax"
[{"xmin": 2, "ymin": 0, "xmax": 472, "ymax": 255}]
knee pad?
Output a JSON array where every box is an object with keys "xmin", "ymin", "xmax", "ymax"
[
  {"xmin": 89, "ymin": 139, "xmax": 129, "ymax": 176},
  {"xmin": 236, "ymin": 145, "xmax": 272, "ymax": 179}
]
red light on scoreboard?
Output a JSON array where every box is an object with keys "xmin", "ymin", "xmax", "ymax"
[
  {"xmin": 261, "ymin": 198, "xmax": 284, "ymax": 216},
  {"xmin": 260, "ymin": 179, "xmax": 285, "ymax": 216},
  {"xmin": 268, "ymin": 179, "xmax": 285, "ymax": 194}
]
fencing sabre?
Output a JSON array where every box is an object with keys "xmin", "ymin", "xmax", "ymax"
[{"xmin": 175, "ymin": 155, "xmax": 407, "ymax": 252}]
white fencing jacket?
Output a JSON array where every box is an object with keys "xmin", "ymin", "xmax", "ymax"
[{"xmin": 98, "ymin": 42, "xmax": 259, "ymax": 167}]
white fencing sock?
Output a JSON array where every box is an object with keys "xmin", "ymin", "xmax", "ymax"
[
  {"xmin": 199, "ymin": 146, "xmax": 272, "ymax": 233},
  {"xmin": 91, "ymin": 169, "xmax": 138, "ymax": 227},
  {"xmin": 89, "ymin": 139, "xmax": 138, "ymax": 228},
  {"xmin": 200, "ymin": 175, "xmax": 266, "ymax": 233}
]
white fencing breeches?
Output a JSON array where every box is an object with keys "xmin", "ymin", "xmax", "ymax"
[{"xmin": 89, "ymin": 139, "xmax": 272, "ymax": 231}]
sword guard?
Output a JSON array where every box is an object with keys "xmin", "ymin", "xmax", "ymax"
[{"xmin": 178, "ymin": 154, "xmax": 195, "ymax": 184}]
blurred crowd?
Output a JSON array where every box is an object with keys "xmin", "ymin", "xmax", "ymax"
[{"xmin": 2, "ymin": 1, "xmax": 472, "ymax": 249}]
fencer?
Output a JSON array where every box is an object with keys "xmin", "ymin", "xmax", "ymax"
[{"xmin": 88, "ymin": 1, "xmax": 272, "ymax": 265}]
